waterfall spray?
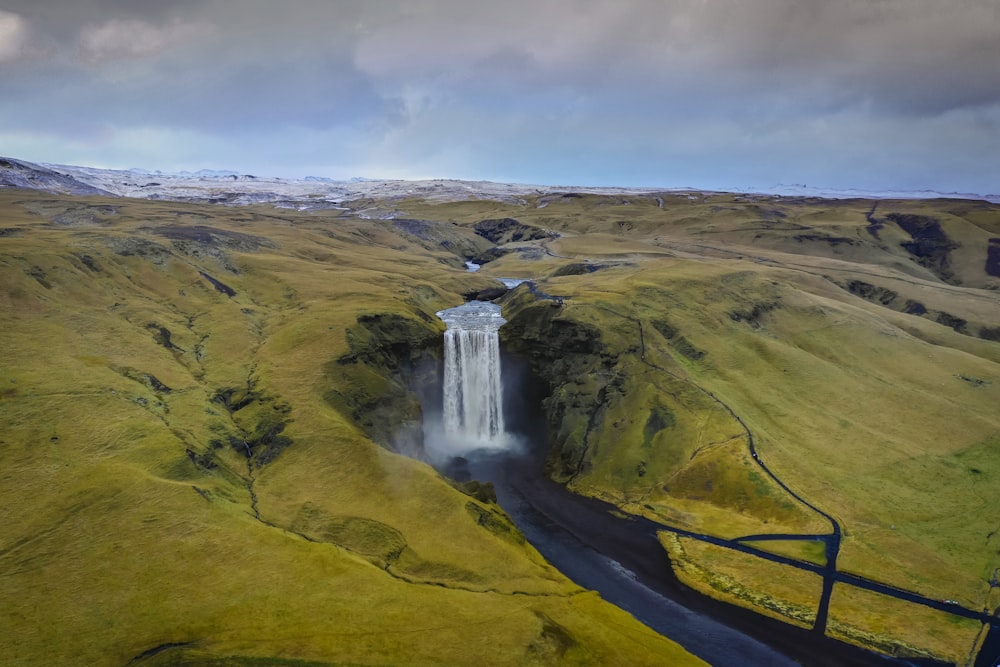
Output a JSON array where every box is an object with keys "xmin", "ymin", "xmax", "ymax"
[{"xmin": 436, "ymin": 300, "xmax": 507, "ymax": 450}]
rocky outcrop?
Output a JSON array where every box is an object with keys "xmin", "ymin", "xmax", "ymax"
[
  {"xmin": 888, "ymin": 213, "xmax": 961, "ymax": 284},
  {"xmin": 987, "ymin": 238, "xmax": 1000, "ymax": 278},
  {"xmin": 499, "ymin": 287, "xmax": 617, "ymax": 481},
  {"xmin": 461, "ymin": 284, "xmax": 508, "ymax": 301},
  {"xmin": 837, "ymin": 278, "xmax": 1000, "ymax": 340},
  {"xmin": 473, "ymin": 217, "xmax": 557, "ymax": 244},
  {"xmin": 391, "ymin": 218, "xmax": 495, "ymax": 265},
  {"xmin": 324, "ymin": 311, "xmax": 443, "ymax": 455}
]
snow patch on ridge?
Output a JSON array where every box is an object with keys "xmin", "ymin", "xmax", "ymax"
[{"xmin": 1, "ymin": 157, "xmax": 994, "ymax": 206}]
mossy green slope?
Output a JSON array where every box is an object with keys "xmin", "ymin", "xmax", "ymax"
[{"xmin": 0, "ymin": 191, "xmax": 702, "ymax": 666}]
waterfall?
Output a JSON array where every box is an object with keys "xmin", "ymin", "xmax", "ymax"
[
  {"xmin": 443, "ymin": 329, "xmax": 505, "ymax": 441},
  {"xmin": 436, "ymin": 300, "xmax": 507, "ymax": 449}
]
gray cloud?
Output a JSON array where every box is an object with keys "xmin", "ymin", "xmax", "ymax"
[
  {"xmin": 0, "ymin": 0, "xmax": 997, "ymax": 191},
  {"xmin": 76, "ymin": 17, "xmax": 214, "ymax": 63}
]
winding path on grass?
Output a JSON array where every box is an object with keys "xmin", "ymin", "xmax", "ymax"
[
  {"xmin": 636, "ymin": 309, "xmax": 996, "ymax": 623},
  {"xmin": 628, "ymin": 307, "xmax": 845, "ymax": 634},
  {"xmin": 634, "ymin": 313, "xmax": 999, "ymax": 662},
  {"xmin": 702, "ymin": 378, "xmax": 843, "ymax": 635}
]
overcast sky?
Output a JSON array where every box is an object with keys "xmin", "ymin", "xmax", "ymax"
[{"xmin": 1, "ymin": 1, "xmax": 998, "ymax": 193}]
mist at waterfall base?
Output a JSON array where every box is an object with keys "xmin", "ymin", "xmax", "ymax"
[{"xmin": 423, "ymin": 300, "xmax": 530, "ymax": 467}]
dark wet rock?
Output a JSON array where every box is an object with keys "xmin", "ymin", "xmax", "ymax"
[
  {"xmin": 888, "ymin": 213, "xmax": 960, "ymax": 283},
  {"xmin": 473, "ymin": 217, "xmax": 557, "ymax": 244},
  {"xmin": 934, "ymin": 312, "xmax": 969, "ymax": 335},
  {"xmin": 461, "ymin": 285, "xmax": 508, "ymax": 301},
  {"xmin": 643, "ymin": 403, "xmax": 676, "ymax": 447},
  {"xmin": 27, "ymin": 266, "xmax": 51, "ymax": 289},
  {"xmin": 986, "ymin": 238, "xmax": 1000, "ymax": 278},
  {"xmin": 957, "ymin": 374, "xmax": 989, "ymax": 387},
  {"xmin": 146, "ymin": 324, "xmax": 182, "ymax": 351},
  {"xmin": 143, "ymin": 374, "xmax": 171, "ymax": 393},
  {"xmin": 650, "ymin": 319, "xmax": 706, "ymax": 360},
  {"xmin": 152, "ymin": 224, "xmax": 275, "ymax": 252},
  {"xmin": 468, "ymin": 246, "xmax": 513, "ymax": 264},
  {"xmin": 114, "ymin": 367, "xmax": 172, "ymax": 393},
  {"xmin": 839, "ymin": 279, "xmax": 997, "ymax": 341},
  {"xmin": 979, "ymin": 327, "xmax": 1000, "ymax": 342},
  {"xmin": 793, "ymin": 233, "xmax": 859, "ymax": 247},
  {"xmin": 124, "ymin": 641, "xmax": 195, "ymax": 666},
  {"xmin": 212, "ymin": 386, "xmax": 255, "ymax": 412},
  {"xmin": 455, "ymin": 479, "xmax": 498, "ymax": 504},
  {"xmin": 392, "ymin": 218, "xmax": 434, "ymax": 240},
  {"xmin": 671, "ymin": 336, "xmax": 707, "ymax": 361},
  {"xmin": 551, "ymin": 262, "xmax": 600, "ymax": 277},
  {"xmin": 500, "ymin": 292, "xmax": 613, "ymax": 481},
  {"xmin": 108, "ymin": 237, "xmax": 171, "ymax": 265},
  {"xmin": 846, "ymin": 280, "xmax": 899, "ymax": 306},
  {"xmin": 865, "ymin": 203, "xmax": 884, "ymax": 237},
  {"xmin": 388, "ymin": 218, "xmax": 495, "ymax": 265},
  {"xmin": 248, "ymin": 418, "xmax": 293, "ymax": 468},
  {"xmin": 41, "ymin": 205, "xmax": 118, "ymax": 227},
  {"xmin": 325, "ymin": 311, "xmax": 442, "ymax": 455},
  {"xmin": 337, "ymin": 312, "xmax": 441, "ymax": 370},
  {"xmin": 466, "ymin": 502, "xmax": 524, "ymax": 544},
  {"xmin": 729, "ymin": 301, "xmax": 779, "ymax": 328},
  {"xmin": 199, "ymin": 271, "xmax": 236, "ymax": 296},
  {"xmin": 650, "ymin": 321, "xmax": 677, "ymax": 341},
  {"xmin": 211, "ymin": 389, "xmax": 294, "ymax": 467},
  {"xmin": 75, "ymin": 254, "xmax": 100, "ymax": 272},
  {"xmin": 843, "ymin": 279, "xmax": 930, "ymax": 317},
  {"xmin": 185, "ymin": 448, "xmax": 217, "ymax": 470}
]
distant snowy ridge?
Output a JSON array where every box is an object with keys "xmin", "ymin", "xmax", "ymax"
[
  {"xmin": 33, "ymin": 160, "xmax": 686, "ymax": 204},
  {"xmin": 0, "ymin": 157, "xmax": 115, "ymax": 196},
  {"xmin": 746, "ymin": 183, "xmax": 1000, "ymax": 204},
  {"xmin": 1, "ymin": 157, "xmax": 996, "ymax": 205}
]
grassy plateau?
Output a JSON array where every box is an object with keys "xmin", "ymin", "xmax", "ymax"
[{"xmin": 2, "ymin": 184, "xmax": 999, "ymax": 665}]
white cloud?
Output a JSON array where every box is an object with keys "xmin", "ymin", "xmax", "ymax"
[
  {"xmin": 0, "ymin": 10, "xmax": 33, "ymax": 63},
  {"xmin": 78, "ymin": 18, "xmax": 212, "ymax": 64}
]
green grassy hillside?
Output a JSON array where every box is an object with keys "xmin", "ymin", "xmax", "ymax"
[
  {"xmin": 3, "ymin": 186, "xmax": 999, "ymax": 665},
  {"xmin": 0, "ymin": 190, "xmax": 702, "ymax": 666}
]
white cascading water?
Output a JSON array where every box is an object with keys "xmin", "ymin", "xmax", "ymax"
[{"xmin": 436, "ymin": 300, "xmax": 507, "ymax": 449}]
